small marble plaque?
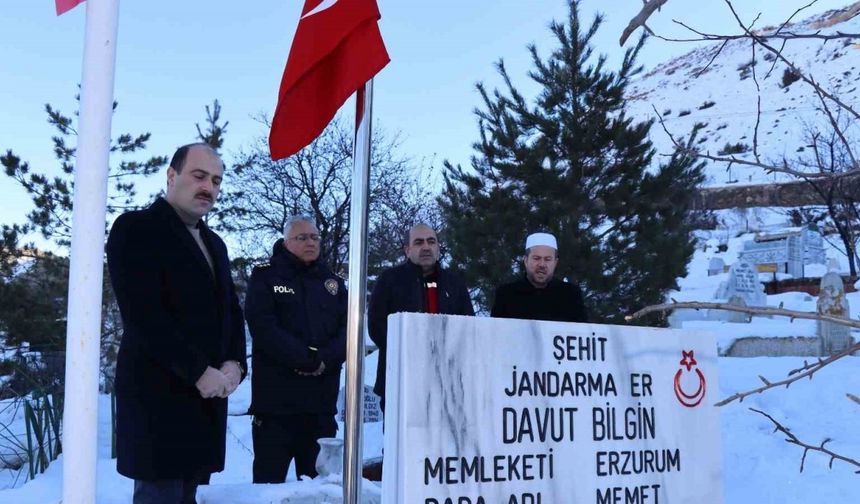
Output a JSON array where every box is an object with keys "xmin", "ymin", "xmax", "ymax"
[
  {"xmin": 382, "ymin": 313, "xmax": 723, "ymax": 504},
  {"xmin": 336, "ymin": 385, "xmax": 382, "ymax": 423}
]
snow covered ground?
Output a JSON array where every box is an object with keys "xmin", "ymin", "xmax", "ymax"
[
  {"xmin": 0, "ymin": 351, "xmax": 385, "ymax": 502},
  {"xmin": 666, "ymin": 205, "xmax": 860, "ymax": 354},
  {"xmin": 0, "ymin": 355, "xmax": 857, "ymax": 503},
  {"xmin": 1, "ymin": 208, "xmax": 857, "ymax": 502},
  {"xmin": 2, "ymin": 216, "xmax": 857, "ymax": 502}
]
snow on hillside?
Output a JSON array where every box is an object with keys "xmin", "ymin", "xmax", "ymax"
[{"xmin": 627, "ymin": 2, "xmax": 860, "ymax": 187}]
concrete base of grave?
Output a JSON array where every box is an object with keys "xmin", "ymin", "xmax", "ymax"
[{"xmin": 724, "ymin": 336, "xmax": 856, "ymax": 357}]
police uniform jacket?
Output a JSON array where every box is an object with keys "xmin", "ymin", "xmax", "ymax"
[
  {"xmin": 107, "ymin": 197, "xmax": 247, "ymax": 480},
  {"xmin": 244, "ymin": 239, "xmax": 347, "ymax": 415}
]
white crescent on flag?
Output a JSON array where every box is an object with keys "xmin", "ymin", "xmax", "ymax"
[{"xmin": 301, "ymin": 0, "xmax": 339, "ymax": 19}]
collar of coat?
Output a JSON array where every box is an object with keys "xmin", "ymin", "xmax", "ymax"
[
  {"xmin": 402, "ymin": 259, "xmax": 441, "ymax": 279},
  {"xmin": 152, "ymin": 197, "xmax": 209, "ymax": 232},
  {"xmin": 514, "ymin": 276, "xmax": 564, "ymax": 292},
  {"xmin": 270, "ymin": 238, "xmax": 328, "ymax": 278}
]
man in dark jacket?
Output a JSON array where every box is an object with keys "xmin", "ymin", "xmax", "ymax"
[
  {"xmin": 491, "ymin": 232, "xmax": 588, "ymax": 323},
  {"xmin": 244, "ymin": 216, "xmax": 347, "ymax": 483},
  {"xmin": 107, "ymin": 143, "xmax": 247, "ymax": 504},
  {"xmin": 369, "ymin": 223, "xmax": 474, "ymax": 412}
]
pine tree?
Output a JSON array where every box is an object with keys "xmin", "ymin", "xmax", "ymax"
[{"xmin": 440, "ymin": 0, "xmax": 704, "ymax": 323}]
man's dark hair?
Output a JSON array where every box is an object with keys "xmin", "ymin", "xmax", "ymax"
[{"xmin": 169, "ymin": 143, "xmax": 222, "ymax": 173}]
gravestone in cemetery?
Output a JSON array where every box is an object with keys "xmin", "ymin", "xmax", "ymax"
[
  {"xmin": 726, "ymin": 295, "xmax": 750, "ymax": 323},
  {"xmin": 336, "ymin": 385, "xmax": 382, "ymax": 423},
  {"xmin": 817, "ymin": 272, "xmax": 852, "ymax": 355},
  {"xmin": 708, "ymin": 257, "xmax": 726, "ymax": 277},
  {"xmin": 725, "ymin": 261, "xmax": 767, "ymax": 307},
  {"xmin": 383, "ymin": 313, "xmax": 724, "ymax": 504}
]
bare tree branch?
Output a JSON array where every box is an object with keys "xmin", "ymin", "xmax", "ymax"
[
  {"xmin": 626, "ymin": 300, "xmax": 860, "ymax": 329},
  {"xmin": 620, "ymin": 0, "xmax": 669, "ymax": 46},
  {"xmin": 751, "ymin": 408, "xmax": 860, "ymax": 472},
  {"xmin": 723, "ymin": 1, "xmax": 860, "ymax": 124},
  {"xmin": 714, "ymin": 342, "xmax": 860, "ymax": 406},
  {"xmin": 651, "ymin": 105, "xmax": 858, "ymax": 181},
  {"xmin": 694, "ymin": 39, "xmax": 730, "ymax": 78},
  {"xmin": 626, "ymin": 300, "xmax": 860, "ymax": 406}
]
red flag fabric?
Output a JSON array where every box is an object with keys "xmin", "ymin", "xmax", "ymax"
[
  {"xmin": 56, "ymin": 0, "xmax": 85, "ymax": 16},
  {"xmin": 269, "ymin": 0, "xmax": 390, "ymax": 160}
]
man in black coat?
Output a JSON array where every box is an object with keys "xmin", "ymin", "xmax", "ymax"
[
  {"xmin": 244, "ymin": 216, "xmax": 347, "ymax": 483},
  {"xmin": 107, "ymin": 143, "xmax": 247, "ymax": 504},
  {"xmin": 491, "ymin": 232, "xmax": 588, "ymax": 323},
  {"xmin": 369, "ymin": 223, "xmax": 474, "ymax": 412}
]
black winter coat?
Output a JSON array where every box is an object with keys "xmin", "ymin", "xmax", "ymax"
[
  {"xmin": 244, "ymin": 240, "xmax": 347, "ymax": 415},
  {"xmin": 491, "ymin": 277, "xmax": 588, "ymax": 323},
  {"xmin": 368, "ymin": 261, "xmax": 474, "ymax": 399},
  {"xmin": 107, "ymin": 198, "xmax": 247, "ymax": 480}
]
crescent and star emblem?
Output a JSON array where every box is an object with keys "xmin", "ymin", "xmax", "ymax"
[
  {"xmin": 674, "ymin": 350, "xmax": 707, "ymax": 408},
  {"xmin": 325, "ymin": 279, "xmax": 339, "ymax": 296}
]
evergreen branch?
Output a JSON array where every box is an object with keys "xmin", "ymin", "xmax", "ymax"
[{"xmin": 750, "ymin": 408, "xmax": 860, "ymax": 472}]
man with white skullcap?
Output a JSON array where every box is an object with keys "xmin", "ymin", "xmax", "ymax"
[{"xmin": 490, "ymin": 232, "xmax": 588, "ymax": 322}]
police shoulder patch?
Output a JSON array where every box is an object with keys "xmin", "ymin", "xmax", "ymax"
[
  {"xmin": 252, "ymin": 260, "xmax": 272, "ymax": 272},
  {"xmin": 325, "ymin": 278, "xmax": 339, "ymax": 296}
]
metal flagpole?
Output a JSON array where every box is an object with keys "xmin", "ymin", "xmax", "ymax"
[
  {"xmin": 343, "ymin": 80, "xmax": 374, "ymax": 504},
  {"xmin": 61, "ymin": 1, "xmax": 120, "ymax": 503}
]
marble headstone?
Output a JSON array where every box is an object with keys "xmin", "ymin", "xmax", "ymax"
[
  {"xmin": 817, "ymin": 272, "xmax": 852, "ymax": 355},
  {"xmin": 383, "ymin": 313, "xmax": 723, "ymax": 504},
  {"xmin": 726, "ymin": 295, "xmax": 751, "ymax": 323},
  {"xmin": 336, "ymin": 385, "xmax": 382, "ymax": 423},
  {"xmin": 725, "ymin": 261, "xmax": 767, "ymax": 307},
  {"xmin": 708, "ymin": 257, "xmax": 726, "ymax": 277}
]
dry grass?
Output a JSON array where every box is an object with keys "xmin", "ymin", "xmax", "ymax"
[{"xmin": 809, "ymin": 1, "xmax": 860, "ymax": 29}]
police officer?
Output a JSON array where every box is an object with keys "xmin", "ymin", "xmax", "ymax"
[{"xmin": 244, "ymin": 216, "xmax": 347, "ymax": 483}]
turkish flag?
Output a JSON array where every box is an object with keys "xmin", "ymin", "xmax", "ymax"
[
  {"xmin": 56, "ymin": 0, "xmax": 85, "ymax": 16},
  {"xmin": 269, "ymin": 0, "xmax": 390, "ymax": 160}
]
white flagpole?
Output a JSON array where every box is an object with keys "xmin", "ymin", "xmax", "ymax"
[
  {"xmin": 343, "ymin": 80, "xmax": 374, "ymax": 504},
  {"xmin": 61, "ymin": 1, "xmax": 120, "ymax": 503}
]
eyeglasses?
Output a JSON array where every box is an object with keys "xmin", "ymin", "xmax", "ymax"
[{"xmin": 289, "ymin": 234, "xmax": 321, "ymax": 242}]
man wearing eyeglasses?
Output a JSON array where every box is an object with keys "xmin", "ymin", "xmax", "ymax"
[
  {"xmin": 243, "ymin": 216, "xmax": 347, "ymax": 483},
  {"xmin": 368, "ymin": 223, "xmax": 474, "ymax": 413}
]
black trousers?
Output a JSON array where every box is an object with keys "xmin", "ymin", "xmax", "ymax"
[
  {"xmin": 133, "ymin": 477, "xmax": 202, "ymax": 504},
  {"xmin": 252, "ymin": 413, "xmax": 337, "ymax": 483}
]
